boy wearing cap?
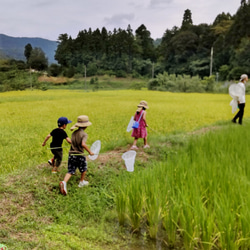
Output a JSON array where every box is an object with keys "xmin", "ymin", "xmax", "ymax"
[
  {"xmin": 60, "ymin": 115, "xmax": 94, "ymax": 196},
  {"xmin": 232, "ymin": 74, "xmax": 248, "ymax": 125},
  {"xmin": 42, "ymin": 117, "xmax": 72, "ymax": 173}
]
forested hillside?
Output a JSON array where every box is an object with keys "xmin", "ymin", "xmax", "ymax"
[
  {"xmin": 0, "ymin": 34, "xmax": 57, "ymax": 63},
  {"xmin": 54, "ymin": 1, "xmax": 250, "ymax": 80}
]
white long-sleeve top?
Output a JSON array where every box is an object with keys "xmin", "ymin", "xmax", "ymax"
[
  {"xmin": 238, "ymin": 82, "xmax": 246, "ymax": 104},
  {"xmin": 229, "ymin": 82, "xmax": 246, "ymax": 113}
]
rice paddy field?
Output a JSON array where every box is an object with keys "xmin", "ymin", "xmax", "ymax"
[
  {"xmin": 0, "ymin": 89, "xmax": 240, "ymax": 174},
  {"xmin": 115, "ymin": 124, "xmax": 250, "ymax": 249},
  {"xmin": 1, "ymin": 89, "xmax": 250, "ymax": 249}
]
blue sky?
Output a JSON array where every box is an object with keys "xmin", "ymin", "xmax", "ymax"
[{"xmin": 0, "ymin": 0, "xmax": 240, "ymax": 41}]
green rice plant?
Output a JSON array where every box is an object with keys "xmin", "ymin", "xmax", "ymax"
[
  {"xmin": 237, "ymin": 199, "xmax": 250, "ymax": 249},
  {"xmin": 114, "ymin": 120, "xmax": 250, "ymax": 248},
  {"xmin": 126, "ymin": 174, "xmax": 145, "ymax": 232},
  {"xmin": 115, "ymin": 185, "xmax": 128, "ymax": 226},
  {"xmin": 162, "ymin": 197, "xmax": 180, "ymax": 247},
  {"xmin": 177, "ymin": 177, "xmax": 206, "ymax": 249},
  {"xmin": 196, "ymin": 192, "xmax": 218, "ymax": 250},
  {"xmin": 143, "ymin": 171, "xmax": 162, "ymax": 239},
  {"xmin": 214, "ymin": 194, "xmax": 238, "ymax": 249},
  {"xmin": 179, "ymin": 204, "xmax": 197, "ymax": 249}
]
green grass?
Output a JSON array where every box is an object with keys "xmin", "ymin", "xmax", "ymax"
[
  {"xmin": 43, "ymin": 75, "xmax": 148, "ymax": 91},
  {"xmin": 0, "ymin": 159, "xmax": 121, "ymax": 249}
]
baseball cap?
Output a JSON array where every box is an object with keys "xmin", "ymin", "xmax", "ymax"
[
  {"xmin": 240, "ymin": 74, "xmax": 248, "ymax": 81},
  {"xmin": 57, "ymin": 117, "xmax": 72, "ymax": 127}
]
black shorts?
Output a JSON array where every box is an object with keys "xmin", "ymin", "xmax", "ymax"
[
  {"xmin": 51, "ymin": 149, "xmax": 63, "ymax": 167},
  {"xmin": 68, "ymin": 155, "xmax": 87, "ymax": 174}
]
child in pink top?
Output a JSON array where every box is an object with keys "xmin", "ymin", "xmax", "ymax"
[{"xmin": 131, "ymin": 100, "xmax": 150, "ymax": 149}]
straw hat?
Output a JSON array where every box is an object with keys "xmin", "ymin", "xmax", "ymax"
[
  {"xmin": 137, "ymin": 100, "xmax": 149, "ymax": 109},
  {"xmin": 70, "ymin": 115, "xmax": 92, "ymax": 130}
]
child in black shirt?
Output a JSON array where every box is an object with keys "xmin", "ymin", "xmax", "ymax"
[{"xmin": 42, "ymin": 117, "xmax": 72, "ymax": 173}]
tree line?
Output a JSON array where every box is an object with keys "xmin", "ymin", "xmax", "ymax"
[{"xmin": 49, "ymin": 1, "xmax": 250, "ymax": 81}]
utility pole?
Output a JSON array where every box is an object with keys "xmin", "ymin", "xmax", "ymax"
[
  {"xmin": 30, "ymin": 67, "xmax": 32, "ymax": 90},
  {"xmin": 152, "ymin": 62, "xmax": 154, "ymax": 79},
  {"xmin": 210, "ymin": 47, "xmax": 213, "ymax": 76},
  {"xmin": 84, "ymin": 65, "xmax": 86, "ymax": 91}
]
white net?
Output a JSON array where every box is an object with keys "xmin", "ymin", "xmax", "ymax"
[
  {"xmin": 88, "ymin": 140, "xmax": 101, "ymax": 160},
  {"xmin": 229, "ymin": 84, "xmax": 244, "ymax": 113},
  {"xmin": 122, "ymin": 150, "xmax": 136, "ymax": 172},
  {"xmin": 229, "ymin": 83, "xmax": 244, "ymax": 99},
  {"xmin": 126, "ymin": 116, "xmax": 134, "ymax": 132}
]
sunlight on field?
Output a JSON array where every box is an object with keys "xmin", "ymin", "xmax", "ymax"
[{"xmin": 0, "ymin": 89, "xmax": 247, "ymax": 173}]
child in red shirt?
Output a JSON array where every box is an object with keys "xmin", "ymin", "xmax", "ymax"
[{"xmin": 131, "ymin": 100, "xmax": 150, "ymax": 149}]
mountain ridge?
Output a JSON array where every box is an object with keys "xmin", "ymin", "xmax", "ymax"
[{"xmin": 0, "ymin": 34, "xmax": 57, "ymax": 64}]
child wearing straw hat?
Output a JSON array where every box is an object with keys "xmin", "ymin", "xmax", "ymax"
[
  {"xmin": 42, "ymin": 117, "xmax": 72, "ymax": 173},
  {"xmin": 131, "ymin": 100, "xmax": 150, "ymax": 149},
  {"xmin": 60, "ymin": 115, "xmax": 94, "ymax": 196}
]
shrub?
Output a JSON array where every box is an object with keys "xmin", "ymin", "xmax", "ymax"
[
  {"xmin": 201, "ymin": 75, "xmax": 216, "ymax": 92},
  {"xmin": 115, "ymin": 70, "xmax": 127, "ymax": 78},
  {"xmin": 148, "ymin": 79, "xmax": 159, "ymax": 90},
  {"xmin": 228, "ymin": 67, "xmax": 248, "ymax": 81},
  {"xmin": 129, "ymin": 82, "xmax": 144, "ymax": 90},
  {"xmin": 219, "ymin": 65, "xmax": 230, "ymax": 81},
  {"xmin": 87, "ymin": 63, "xmax": 98, "ymax": 76},
  {"xmin": 148, "ymin": 72, "xmax": 205, "ymax": 93},
  {"xmin": 63, "ymin": 67, "xmax": 75, "ymax": 78},
  {"xmin": 48, "ymin": 64, "xmax": 62, "ymax": 77}
]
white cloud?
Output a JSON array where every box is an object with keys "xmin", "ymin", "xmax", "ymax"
[
  {"xmin": 104, "ymin": 13, "xmax": 135, "ymax": 27},
  {"xmin": 0, "ymin": 0, "xmax": 241, "ymax": 40},
  {"xmin": 149, "ymin": 0, "xmax": 173, "ymax": 8}
]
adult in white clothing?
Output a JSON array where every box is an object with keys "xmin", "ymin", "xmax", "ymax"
[{"xmin": 232, "ymin": 74, "xmax": 248, "ymax": 125}]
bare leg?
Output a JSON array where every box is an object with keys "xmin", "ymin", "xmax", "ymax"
[
  {"xmin": 80, "ymin": 171, "xmax": 86, "ymax": 182},
  {"xmin": 132, "ymin": 138, "xmax": 138, "ymax": 146},
  {"xmin": 60, "ymin": 174, "xmax": 72, "ymax": 195},
  {"xmin": 64, "ymin": 173, "xmax": 72, "ymax": 183},
  {"xmin": 143, "ymin": 137, "xmax": 150, "ymax": 148}
]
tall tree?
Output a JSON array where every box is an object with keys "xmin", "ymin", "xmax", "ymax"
[
  {"xmin": 211, "ymin": 13, "xmax": 233, "ymax": 71},
  {"xmin": 126, "ymin": 24, "xmax": 136, "ymax": 72},
  {"xmin": 135, "ymin": 24, "xmax": 155, "ymax": 61},
  {"xmin": 55, "ymin": 34, "xmax": 72, "ymax": 67},
  {"xmin": 24, "ymin": 43, "xmax": 32, "ymax": 63},
  {"xmin": 233, "ymin": 37, "xmax": 250, "ymax": 71},
  {"xmin": 159, "ymin": 26, "xmax": 179, "ymax": 62},
  {"xmin": 28, "ymin": 47, "xmax": 48, "ymax": 70},
  {"xmin": 225, "ymin": 3, "xmax": 250, "ymax": 47},
  {"xmin": 181, "ymin": 9, "xmax": 193, "ymax": 30},
  {"xmin": 241, "ymin": 0, "xmax": 246, "ymax": 6}
]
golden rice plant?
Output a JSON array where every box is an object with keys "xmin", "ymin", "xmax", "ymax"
[{"xmin": 0, "ymin": 89, "xmax": 246, "ymax": 174}]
